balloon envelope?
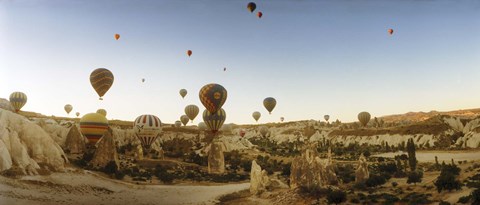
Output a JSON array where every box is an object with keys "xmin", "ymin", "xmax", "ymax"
[
  {"xmin": 199, "ymin": 83, "xmax": 227, "ymax": 114},
  {"xmin": 187, "ymin": 50, "xmax": 192, "ymax": 57},
  {"xmin": 96, "ymin": 109, "xmax": 107, "ymax": 117},
  {"xmin": 90, "ymin": 68, "xmax": 114, "ymax": 100},
  {"xmin": 263, "ymin": 97, "xmax": 277, "ymax": 114},
  {"xmin": 175, "ymin": 120, "xmax": 182, "ymax": 128},
  {"xmin": 240, "ymin": 130, "xmax": 246, "ymax": 137},
  {"xmin": 179, "ymin": 89, "xmax": 187, "ymax": 98},
  {"xmin": 247, "ymin": 2, "xmax": 256, "ymax": 12},
  {"xmin": 64, "ymin": 104, "xmax": 73, "ymax": 114},
  {"xmin": 76, "ymin": 112, "xmax": 80, "ymax": 117},
  {"xmin": 388, "ymin": 29, "xmax": 394, "ymax": 35},
  {"xmin": 259, "ymin": 126, "xmax": 269, "ymax": 137},
  {"xmin": 252, "ymin": 111, "xmax": 261, "ymax": 122},
  {"xmin": 202, "ymin": 108, "xmax": 226, "ymax": 134},
  {"xmin": 9, "ymin": 92, "xmax": 27, "ymax": 112},
  {"xmin": 80, "ymin": 113, "xmax": 108, "ymax": 144},
  {"xmin": 134, "ymin": 114, "xmax": 162, "ymax": 151},
  {"xmin": 280, "ymin": 117, "xmax": 284, "ymax": 122},
  {"xmin": 114, "ymin": 34, "xmax": 120, "ymax": 40},
  {"xmin": 358, "ymin": 112, "xmax": 371, "ymax": 127},
  {"xmin": 198, "ymin": 122, "xmax": 207, "ymax": 131},
  {"xmin": 257, "ymin": 11, "xmax": 263, "ymax": 18},
  {"xmin": 180, "ymin": 115, "xmax": 189, "ymax": 126},
  {"xmin": 324, "ymin": 115, "xmax": 330, "ymax": 122},
  {"xmin": 185, "ymin": 105, "xmax": 200, "ymax": 122}
]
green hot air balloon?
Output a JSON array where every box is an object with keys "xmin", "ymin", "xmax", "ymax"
[
  {"xmin": 263, "ymin": 97, "xmax": 276, "ymax": 114},
  {"xmin": 185, "ymin": 104, "xmax": 199, "ymax": 122},
  {"xmin": 202, "ymin": 108, "xmax": 226, "ymax": 134},
  {"xmin": 9, "ymin": 92, "xmax": 27, "ymax": 112},
  {"xmin": 358, "ymin": 111, "xmax": 371, "ymax": 127},
  {"xmin": 252, "ymin": 111, "xmax": 261, "ymax": 122},
  {"xmin": 199, "ymin": 83, "xmax": 227, "ymax": 114}
]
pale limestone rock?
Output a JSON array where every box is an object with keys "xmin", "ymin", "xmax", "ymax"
[
  {"xmin": 90, "ymin": 129, "xmax": 119, "ymax": 169},
  {"xmin": 0, "ymin": 139, "xmax": 12, "ymax": 171},
  {"xmin": 355, "ymin": 153, "xmax": 369, "ymax": 183},
  {"xmin": 207, "ymin": 140, "xmax": 226, "ymax": 174},
  {"xmin": 250, "ymin": 160, "xmax": 270, "ymax": 195},
  {"xmin": 64, "ymin": 124, "xmax": 86, "ymax": 154},
  {"xmin": 0, "ymin": 98, "xmax": 15, "ymax": 112}
]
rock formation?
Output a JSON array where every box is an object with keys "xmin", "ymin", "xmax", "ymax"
[
  {"xmin": 64, "ymin": 124, "xmax": 86, "ymax": 154},
  {"xmin": 207, "ymin": 139, "xmax": 226, "ymax": 174},
  {"xmin": 0, "ymin": 98, "xmax": 15, "ymax": 112},
  {"xmin": 90, "ymin": 128, "xmax": 119, "ymax": 169},
  {"xmin": 355, "ymin": 153, "xmax": 369, "ymax": 183},
  {"xmin": 250, "ymin": 160, "xmax": 270, "ymax": 195}
]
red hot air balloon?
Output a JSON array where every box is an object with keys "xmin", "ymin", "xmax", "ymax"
[
  {"xmin": 388, "ymin": 29, "xmax": 394, "ymax": 35},
  {"xmin": 240, "ymin": 130, "xmax": 246, "ymax": 137},
  {"xmin": 257, "ymin": 12, "xmax": 263, "ymax": 18},
  {"xmin": 187, "ymin": 50, "xmax": 192, "ymax": 57}
]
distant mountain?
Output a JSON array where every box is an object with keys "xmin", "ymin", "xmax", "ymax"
[{"xmin": 379, "ymin": 108, "xmax": 480, "ymax": 123}]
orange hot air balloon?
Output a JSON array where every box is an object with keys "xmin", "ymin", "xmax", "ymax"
[
  {"xmin": 187, "ymin": 50, "xmax": 192, "ymax": 57},
  {"xmin": 257, "ymin": 12, "xmax": 263, "ymax": 18},
  {"xmin": 388, "ymin": 29, "xmax": 394, "ymax": 35},
  {"xmin": 114, "ymin": 34, "xmax": 120, "ymax": 40}
]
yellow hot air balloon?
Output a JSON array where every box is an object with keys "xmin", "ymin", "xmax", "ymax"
[
  {"xmin": 263, "ymin": 97, "xmax": 276, "ymax": 114},
  {"xmin": 358, "ymin": 111, "xmax": 371, "ymax": 127},
  {"xmin": 80, "ymin": 113, "xmax": 109, "ymax": 145},
  {"xmin": 90, "ymin": 68, "xmax": 114, "ymax": 100},
  {"xmin": 9, "ymin": 92, "xmax": 27, "ymax": 112},
  {"xmin": 252, "ymin": 111, "xmax": 261, "ymax": 122},
  {"xmin": 96, "ymin": 109, "xmax": 107, "ymax": 117},
  {"xmin": 185, "ymin": 104, "xmax": 199, "ymax": 122},
  {"xmin": 175, "ymin": 120, "xmax": 182, "ymax": 128},
  {"xmin": 114, "ymin": 34, "xmax": 120, "ymax": 40},
  {"xmin": 64, "ymin": 104, "xmax": 73, "ymax": 114},
  {"xmin": 134, "ymin": 114, "xmax": 162, "ymax": 151},
  {"xmin": 202, "ymin": 108, "xmax": 226, "ymax": 134},
  {"xmin": 180, "ymin": 115, "xmax": 189, "ymax": 126},
  {"xmin": 179, "ymin": 89, "xmax": 187, "ymax": 99}
]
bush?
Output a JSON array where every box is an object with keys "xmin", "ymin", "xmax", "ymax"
[
  {"xmin": 115, "ymin": 170, "xmax": 125, "ymax": 180},
  {"xmin": 439, "ymin": 201, "xmax": 451, "ymax": 205},
  {"xmin": 401, "ymin": 192, "xmax": 432, "ymax": 205},
  {"xmin": 435, "ymin": 171, "xmax": 462, "ymax": 193},
  {"xmin": 458, "ymin": 195, "xmax": 472, "ymax": 204},
  {"xmin": 366, "ymin": 174, "xmax": 387, "ymax": 187},
  {"xmin": 407, "ymin": 171, "xmax": 423, "ymax": 185},
  {"xmin": 392, "ymin": 182, "xmax": 398, "ymax": 187},
  {"xmin": 472, "ymin": 188, "xmax": 480, "ymax": 205},
  {"xmin": 327, "ymin": 189, "xmax": 347, "ymax": 205},
  {"xmin": 104, "ymin": 161, "xmax": 118, "ymax": 174}
]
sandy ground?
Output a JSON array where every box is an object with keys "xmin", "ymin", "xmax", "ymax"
[
  {"xmin": 373, "ymin": 150, "xmax": 480, "ymax": 163},
  {"xmin": 0, "ymin": 168, "xmax": 249, "ymax": 205}
]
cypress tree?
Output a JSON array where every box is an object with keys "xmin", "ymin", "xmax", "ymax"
[{"xmin": 407, "ymin": 138, "xmax": 417, "ymax": 171}]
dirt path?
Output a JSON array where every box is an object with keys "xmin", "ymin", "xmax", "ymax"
[{"xmin": 374, "ymin": 150, "xmax": 480, "ymax": 163}]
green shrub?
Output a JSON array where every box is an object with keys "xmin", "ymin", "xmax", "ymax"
[
  {"xmin": 458, "ymin": 195, "xmax": 471, "ymax": 204},
  {"xmin": 327, "ymin": 189, "xmax": 347, "ymax": 205}
]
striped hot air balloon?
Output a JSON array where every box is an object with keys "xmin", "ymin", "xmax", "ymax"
[
  {"xmin": 96, "ymin": 109, "xmax": 107, "ymax": 117},
  {"xmin": 252, "ymin": 111, "xmax": 261, "ymax": 122},
  {"xmin": 199, "ymin": 83, "xmax": 227, "ymax": 114},
  {"xmin": 90, "ymin": 68, "xmax": 114, "ymax": 100},
  {"xmin": 180, "ymin": 115, "xmax": 189, "ymax": 126},
  {"xmin": 80, "ymin": 113, "xmax": 109, "ymax": 145},
  {"xmin": 203, "ymin": 108, "xmax": 226, "ymax": 134},
  {"xmin": 9, "ymin": 92, "xmax": 27, "ymax": 112},
  {"xmin": 358, "ymin": 111, "xmax": 371, "ymax": 127},
  {"xmin": 64, "ymin": 104, "xmax": 73, "ymax": 114},
  {"xmin": 263, "ymin": 97, "xmax": 276, "ymax": 114},
  {"xmin": 134, "ymin": 114, "xmax": 162, "ymax": 151},
  {"xmin": 185, "ymin": 104, "xmax": 199, "ymax": 122},
  {"xmin": 175, "ymin": 120, "xmax": 182, "ymax": 128}
]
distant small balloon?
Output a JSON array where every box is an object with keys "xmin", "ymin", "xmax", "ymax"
[
  {"xmin": 247, "ymin": 2, "xmax": 256, "ymax": 13},
  {"xmin": 388, "ymin": 29, "xmax": 394, "ymax": 35},
  {"xmin": 252, "ymin": 111, "xmax": 261, "ymax": 122},
  {"xmin": 263, "ymin": 97, "xmax": 277, "ymax": 114},
  {"xmin": 179, "ymin": 89, "xmax": 187, "ymax": 99},
  {"xmin": 180, "ymin": 115, "xmax": 189, "ymax": 126},
  {"xmin": 324, "ymin": 115, "xmax": 330, "ymax": 122},
  {"xmin": 9, "ymin": 92, "xmax": 27, "ymax": 112},
  {"xmin": 76, "ymin": 112, "xmax": 80, "ymax": 117},
  {"xmin": 280, "ymin": 117, "xmax": 284, "ymax": 122},
  {"xmin": 187, "ymin": 50, "xmax": 192, "ymax": 57},
  {"xmin": 142, "ymin": 78, "xmax": 145, "ymax": 83},
  {"xmin": 96, "ymin": 109, "xmax": 107, "ymax": 117},
  {"xmin": 114, "ymin": 34, "xmax": 120, "ymax": 40},
  {"xmin": 64, "ymin": 104, "xmax": 73, "ymax": 114},
  {"xmin": 257, "ymin": 11, "xmax": 263, "ymax": 18},
  {"xmin": 175, "ymin": 120, "xmax": 182, "ymax": 128},
  {"xmin": 358, "ymin": 111, "xmax": 371, "ymax": 127}
]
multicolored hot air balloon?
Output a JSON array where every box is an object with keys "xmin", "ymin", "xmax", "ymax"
[
  {"xmin": 76, "ymin": 112, "xmax": 80, "ymax": 117},
  {"xmin": 252, "ymin": 111, "xmax": 261, "ymax": 122},
  {"xmin": 263, "ymin": 97, "xmax": 276, "ymax": 114},
  {"xmin": 179, "ymin": 89, "xmax": 187, "ymax": 99},
  {"xmin": 198, "ymin": 122, "xmax": 207, "ymax": 131},
  {"xmin": 80, "ymin": 113, "xmax": 108, "ymax": 145},
  {"xmin": 280, "ymin": 117, "xmax": 285, "ymax": 122},
  {"xmin": 324, "ymin": 115, "xmax": 330, "ymax": 122},
  {"xmin": 388, "ymin": 29, "xmax": 394, "ymax": 35},
  {"xmin": 257, "ymin": 11, "xmax": 263, "ymax": 18},
  {"xmin": 259, "ymin": 126, "xmax": 269, "ymax": 138},
  {"xmin": 185, "ymin": 104, "xmax": 199, "ymax": 122},
  {"xmin": 9, "ymin": 92, "xmax": 27, "ymax": 112},
  {"xmin": 114, "ymin": 34, "xmax": 120, "ymax": 40},
  {"xmin": 358, "ymin": 111, "xmax": 371, "ymax": 127},
  {"xmin": 175, "ymin": 120, "xmax": 182, "ymax": 128},
  {"xmin": 247, "ymin": 2, "xmax": 256, "ymax": 13},
  {"xmin": 240, "ymin": 130, "xmax": 246, "ymax": 137},
  {"xmin": 90, "ymin": 68, "xmax": 114, "ymax": 100},
  {"xmin": 180, "ymin": 115, "xmax": 189, "ymax": 126},
  {"xmin": 203, "ymin": 108, "xmax": 226, "ymax": 134},
  {"xmin": 96, "ymin": 109, "xmax": 107, "ymax": 117},
  {"xmin": 187, "ymin": 50, "xmax": 192, "ymax": 57},
  {"xmin": 134, "ymin": 114, "xmax": 162, "ymax": 151},
  {"xmin": 199, "ymin": 83, "xmax": 227, "ymax": 114},
  {"xmin": 64, "ymin": 104, "xmax": 73, "ymax": 114}
]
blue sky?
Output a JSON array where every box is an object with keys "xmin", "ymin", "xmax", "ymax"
[{"xmin": 1, "ymin": 0, "xmax": 479, "ymax": 124}]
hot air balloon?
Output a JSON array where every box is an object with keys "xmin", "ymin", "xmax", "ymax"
[
  {"xmin": 388, "ymin": 29, "xmax": 394, "ymax": 35},
  {"xmin": 96, "ymin": 109, "xmax": 107, "ymax": 117},
  {"xmin": 134, "ymin": 114, "xmax": 162, "ymax": 151},
  {"xmin": 263, "ymin": 97, "xmax": 276, "ymax": 114},
  {"xmin": 358, "ymin": 111, "xmax": 371, "ymax": 127},
  {"xmin": 76, "ymin": 112, "xmax": 80, "ymax": 117},
  {"xmin": 114, "ymin": 34, "xmax": 120, "ymax": 40},
  {"xmin": 179, "ymin": 89, "xmax": 187, "ymax": 99},
  {"xmin": 90, "ymin": 68, "xmax": 114, "ymax": 100},
  {"xmin": 202, "ymin": 108, "xmax": 226, "ymax": 134},
  {"xmin": 259, "ymin": 126, "xmax": 269, "ymax": 138},
  {"xmin": 180, "ymin": 115, "xmax": 189, "ymax": 126},
  {"xmin": 224, "ymin": 67, "xmax": 226, "ymax": 72},
  {"xmin": 280, "ymin": 117, "xmax": 284, "ymax": 122},
  {"xmin": 185, "ymin": 104, "xmax": 199, "ymax": 122},
  {"xmin": 187, "ymin": 50, "xmax": 192, "ymax": 57},
  {"xmin": 64, "ymin": 104, "xmax": 73, "ymax": 114},
  {"xmin": 175, "ymin": 120, "xmax": 182, "ymax": 128},
  {"xmin": 142, "ymin": 78, "xmax": 145, "ymax": 83},
  {"xmin": 198, "ymin": 122, "xmax": 207, "ymax": 131},
  {"xmin": 247, "ymin": 2, "xmax": 256, "ymax": 13},
  {"xmin": 324, "ymin": 115, "xmax": 330, "ymax": 122},
  {"xmin": 80, "ymin": 113, "xmax": 108, "ymax": 145},
  {"xmin": 9, "ymin": 92, "xmax": 27, "ymax": 112},
  {"xmin": 199, "ymin": 83, "xmax": 227, "ymax": 114},
  {"xmin": 239, "ymin": 130, "xmax": 246, "ymax": 137},
  {"xmin": 257, "ymin": 11, "xmax": 263, "ymax": 18},
  {"xmin": 252, "ymin": 111, "xmax": 261, "ymax": 122}
]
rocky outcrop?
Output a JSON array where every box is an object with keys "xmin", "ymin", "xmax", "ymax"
[
  {"xmin": 207, "ymin": 140, "xmax": 226, "ymax": 174},
  {"xmin": 90, "ymin": 128, "xmax": 119, "ymax": 169},
  {"xmin": 290, "ymin": 144, "xmax": 337, "ymax": 190},
  {"xmin": 355, "ymin": 153, "xmax": 369, "ymax": 183},
  {"xmin": 441, "ymin": 116, "xmax": 464, "ymax": 132},
  {"xmin": 250, "ymin": 160, "xmax": 270, "ymax": 195},
  {"xmin": 64, "ymin": 124, "xmax": 86, "ymax": 154},
  {"xmin": 0, "ymin": 98, "xmax": 15, "ymax": 112},
  {"xmin": 0, "ymin": 109, "xmax": 67, "ymax": 174}
]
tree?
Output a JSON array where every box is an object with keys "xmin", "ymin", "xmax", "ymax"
[
  {"xmin": 407, "ymin": 171, "xmax": 423, "ymax": 185},
  {"xmin": 407, "ymin": 138, "xmax": 417, "ymax": 171},
  {"xmin": 327, "ymin": 189, "xmax": 347, "ymax": 205},
  {"xmin": 434, "ymin": 163, "xmax": 462, "ymax": 193},
  {"xmin": 385, "ymin": 142, "xmax": 391, "ymax": 152},
  {"xmin": 472, "ymin": 188, "xmax": 480, "ymax": 205}
]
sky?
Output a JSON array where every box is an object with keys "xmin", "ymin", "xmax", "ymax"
[{"xmin": 1, "ymin": 0, "xmax": 480, "ymax": 125}]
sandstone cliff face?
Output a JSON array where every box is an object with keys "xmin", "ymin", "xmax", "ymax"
[
  {"xmin": 64, "ymin": 124, "xmax": 86, "ymax": 154},
  {"xmin": 250, "ymin": 160, "xmax": 270, "ymax": 195}
]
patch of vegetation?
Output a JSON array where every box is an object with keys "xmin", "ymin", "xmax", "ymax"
[
  {"xmin": 434, "ymin": 163, "xmax": 462, "ymax": 193},
  {"xmin": 326, "ymin": 189, "xmax": 347, "ymax": 205},
  {"xmin": 400, "ymin": 192, "xmax": 432, "ymax": 205}
]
